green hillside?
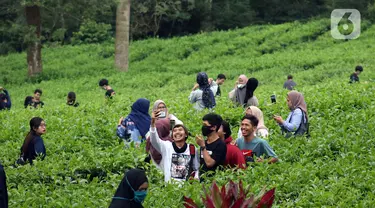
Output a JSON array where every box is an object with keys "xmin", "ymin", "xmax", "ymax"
[{"xmin": 1, "ymin": 18, "xmax": 375, "ymax": 207}]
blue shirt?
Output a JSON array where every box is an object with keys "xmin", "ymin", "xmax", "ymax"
[
  {"xmin": 116, "ymin": 117, "xmax": 143, "ymax": 144},
  {"xmin": 24, "ymin": 134, "xmax": 46, "ymax": 164},
  {"xmin": 281, "ymin": 108, "xmax": 306, "ymax": 132},
  {"xmin": 236, "ymin": 137, "xmax": 277, "ymax": 158}
]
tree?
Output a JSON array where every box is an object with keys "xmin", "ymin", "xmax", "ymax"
[
  {"xmin": 115, "ymin": 0, "xmax": 131, "ymax": 72},
  {"xmin": 25, "ymin": 4, "xmax": 43, "ymax": 76}
]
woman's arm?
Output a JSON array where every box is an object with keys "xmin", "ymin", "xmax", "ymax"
[{"xmin": 282, "ymin": 109, "xmax": 303, "ymax": 132}]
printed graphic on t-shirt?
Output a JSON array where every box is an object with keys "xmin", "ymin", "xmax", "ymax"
[
  {"xmin": 171, "ymin": 153, "xmax": 191, "ymax": 179},
  {"xmin": 200, "ymin": 150, "xmax": 213, "ymax": 158},
  {"xmin": 241, "ymin": 150, "xmax": 254, "ymax": 162}
]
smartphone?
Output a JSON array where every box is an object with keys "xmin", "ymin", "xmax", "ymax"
[
  {"xmin": 271, "ymin": 95, "xmax": 276, "ymax": 103},
  {"xmin": 159, "ymin": 111, "xmax": 166, "ymax": 118},
  {"xmin": 170, "ymin": 119, "xmax": 176, "ymax": 130}
]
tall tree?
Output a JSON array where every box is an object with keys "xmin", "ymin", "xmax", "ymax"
[
  {"xmin": 115, "ymin": 0, "xmax": 131, "ymax": 72},
  {"xmin": 25, "ymin": 4, "xmax": 42, "ymax": 76}
]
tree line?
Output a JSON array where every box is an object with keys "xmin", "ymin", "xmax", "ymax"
[{"xmin": 1, "ymin": 0, "xmax": 374, "ymax": 56}]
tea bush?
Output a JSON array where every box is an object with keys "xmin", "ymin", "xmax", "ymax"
[{"xmin": 0, "ymin": 18, "xmax": 375, "ymax": 207}]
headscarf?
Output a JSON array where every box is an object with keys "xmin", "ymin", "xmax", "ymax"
[
  {"xmin": 238, "ymin": 75, "xmax": 248, "ymax": 84},
  {"xmin": 246, "ymin": 106, "xmax": 267, "ymax": 130},
  {"xmin": 152, "ymin": 100, "xmax": 169, "ymax": 117},
  {"xmin": 127, "ymin": 98, "xmax": 151, "ymax": 138},
  {"xmin": 197, "ymin": 72, "xmax": 216, "ymax": 109},
  {"xmin": 287, "ymin": 91, "xmax": 308, "ymax": 117},
  {"xmin": 243, "ymin": 78, "xmax": 258, "ymax": 106},
  {"xmin": 146, "ymin": 119, "xmax": 173, "ymax": 164},
  {"xmin": 109, "ymin": 169, "xmax": 148, "ymax": 208}
]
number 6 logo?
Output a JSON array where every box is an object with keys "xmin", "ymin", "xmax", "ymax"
[{"xmin": 331, "ymin": 9, "xmax": 361, "ymax": 40}]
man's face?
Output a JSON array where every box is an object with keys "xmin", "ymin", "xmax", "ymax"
[
  {"xmin": 202, "ymin": 120, "xmax": 216, "ymax": 136},
  {"xmin": 34, "ymin": 92, "xmax": 41, "ymax": 100},
  {"xmin": 217, "ymin": 78, "xmax": 226, "ymax": 85},
  {"xmin": 172, "ymin": 126, "xmax": 187, "ymax": 142},
  {"xmin": 240, "ymin": 119, "xmax": 256, "ymax": 137}
]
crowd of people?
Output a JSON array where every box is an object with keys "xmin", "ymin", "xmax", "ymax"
[{"xmin": 0, "ymin": 65, "xmax": 364, "ymax": 207}]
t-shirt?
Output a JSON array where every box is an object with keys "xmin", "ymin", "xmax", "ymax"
[
  {"xmin": 105, "ymin": 89, "xmax": 115, "ymax": 98},
  {"xmin": 224, "ymin": 137, "xmax": 246, "ymax": 169},
  {"xmin": 236, "ymin": 137, "xmax": 277, "ymax": 162},
  {"xmin": 349, "ymin": 73, "xmax": 359, "ymax": 83},
  {"xmin": 283, "ymin": 80, "xmax": 297, "ymax": 90},
  {"xmin": 200, "ymin": 138, "xmax": 227, "ymax": 176},
  {"xmin": 149, "ymin": 127, "xmax": 199, "ymax": 183}
]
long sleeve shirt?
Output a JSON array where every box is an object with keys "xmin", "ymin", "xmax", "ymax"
[
  {"xmin": 149, "ymin": 127, "xmax": 199, "ymax": 183},
  {"xmin": 188, "ymin": 90, "xmax": 206, "ymax": 111},
  {"xmin": 281, "ymin": 108, "xmax": 305, "ymax": 132}
]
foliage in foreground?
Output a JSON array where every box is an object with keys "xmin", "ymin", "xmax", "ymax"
[{"xmin": 183, "ymin": 180, "xmax": 275, "ymax": 208}]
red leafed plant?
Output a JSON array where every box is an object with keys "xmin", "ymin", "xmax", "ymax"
[{"xmin": 183, "ymin": 180, "xmax": 275, "ymax": 208}]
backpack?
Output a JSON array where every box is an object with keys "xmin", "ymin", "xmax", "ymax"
[{"xmin": 187, "ymin": 144, "xmax": 196, "ymax": 180}]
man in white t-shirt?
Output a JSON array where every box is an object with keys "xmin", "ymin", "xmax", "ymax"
[
  {"xmin": 209, "ymin": 74, "xmax": 226, "ymax": 96},
  {"xmin": 149, "ymin": 110, "xmax": 199, "ymax": 183}
]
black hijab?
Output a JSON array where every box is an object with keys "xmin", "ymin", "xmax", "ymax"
[
  {"xmin": 0, "ymin": 163, "xmax": 8, "ymax": 208},
  {"xmin": 109, "ymin": 169, "xmax": 148, "ymax": 208},
  {"xmin": 243, "ymin": 78, "xmax": 258, "ymax": 106}
]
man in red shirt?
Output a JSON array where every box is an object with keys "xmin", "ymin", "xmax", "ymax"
[{"xmin": 218, "ymin": 120, "xmax": 246, "ymax": 169}]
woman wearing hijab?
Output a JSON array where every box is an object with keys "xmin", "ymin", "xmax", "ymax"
[
  {"xmin": 188, "ymin": 72, "xmax": 216, "ymax": 111},
  {"xmin": 152, "ymin": 100, "xmax": 183, "ymax": 125},
  {"xmin": 237, "ymin": 106, "xmax": 269, "ymax": 139},
  {"xmin": 109, "ymin": 168, "xmax": 148, "ymax": 208},
  {"xmin": 243, "ymin": 78, "xmax": 259, "ymax": 107},
  {"xmin": 229, "ymin": 75, "xmax": 248, "ymax": 105},
  {"xmin": 274, "ymin": 91, "xmax": 309, "ymax": 138},
  {"xmin": 117, "ymin": 98, "xmax": 151, "ymax": 147},
  {"xmin": 145, "ymin": 118, "xmax": 173, "ymax": 169}
]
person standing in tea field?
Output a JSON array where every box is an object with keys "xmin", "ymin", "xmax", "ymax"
[
  {"xmin": 209, "ymin": 73, "xmax": 227, "ymax": 96},
  {"xmin": 189, "ymin": 72, "xmax": 216, "ymax": 111},
  {"xmin": 0, "ymin": 162, "xmax": 8, "ymax": 208},
  {"xmin": 349, "ymin": 65, "xmax": 363, "ymax": 83},
  {"xmin": 237, "ymin": 106, "xmax": 269, "ymax": 139},
  {"xmin": 229, "ymin": 74, "xmax": 248, "ymax": 105},
  {"xmin": 152, "ymin": 100, "xmax": 183, "ymax": 125},
  {"xmin": 195, "ymin": 113, "xmax": 227, "ymax": 180},
  {"xmin": 218, "ymin": 120, "xmax": 246, "ymax": 169},
  {"xmin": 117, "ymin": 98, "xmax": 151, "ymax": 147},
  {"xmin": 24, "ymin": 89, "xmax": 44, "ymax": 109},
  {"xmin": 17, "ymin": 117, "xmax": 47, "ymax": 165},
  {"xmin": 66, "ymin": 91, "xmax": 79, "ymax": 107},
  {"xmin": 98, "ymin": 78, "xmax": 115, "ymax": 98},
  {"xmin": 236, "ymin": 115, "xmax": 278, "ymax": 164},
  {"xmin": 0, "ymin": 87, "xmax": 11, "ymax": 110},
  {"xmin": 242, "ymin": 78, "xmax": 259, "ymax": 107},
  {"xmin": 283, "ymin": 74, "xmax": 297, "ymax": 90},
  {"xmin": 273, "ymin": 91, "xmax": 309, "ymax": 138},
  {"xmin": 109, "ymin": 168, "xmax": 148, "ymax": 208},
  {"xmin": 149, "ymin": 111, "xmax": 199, "ymax": 183}
]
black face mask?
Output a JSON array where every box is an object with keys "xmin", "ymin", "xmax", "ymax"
[{"xmin": 202, "ymin": 125, "xmax": 214, "ymax": 136}]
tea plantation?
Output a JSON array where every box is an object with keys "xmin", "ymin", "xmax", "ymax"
[{"xmin": 1, "ymin": 18, "xmax": 375, "ymax": 207}]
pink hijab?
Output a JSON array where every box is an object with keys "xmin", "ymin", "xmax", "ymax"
[
  {"xmin": 146, "ymin": 118, "xmax": 173, "ymax": 164},
  {"xmin": 246, "ymin": 106, "xmax": 267, "ymax": 130},
  {"xmin": 288, "ymin": 91, "xmax": 308, "ymax": 117},
  {"xmin": 238, "ymin": 75, "xmax": 248, "ymax": 84}
]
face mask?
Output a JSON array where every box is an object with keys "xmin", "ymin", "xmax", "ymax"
[
  {"xmin": 202, "ymin": 125, "xmax": 214, "ymax": 136},
  {"xmin": 121, "ymin": 176, "xmax": 148, "ymax": 204},
  {"xmin": 237, "ymin": 84, "xmax": 245, "ymax": 89}
]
